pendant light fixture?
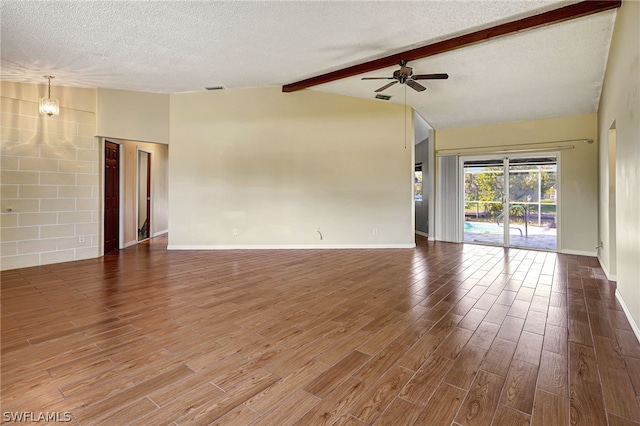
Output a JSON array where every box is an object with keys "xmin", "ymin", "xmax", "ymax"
[{"xmin": 39, "ymin": 75, "xmax": 59, "ymax": 117}]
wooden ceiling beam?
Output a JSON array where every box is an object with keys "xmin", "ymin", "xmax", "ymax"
[{"xmin": 282, "ymin": 0, "xmax": 621, "ymax": 93}]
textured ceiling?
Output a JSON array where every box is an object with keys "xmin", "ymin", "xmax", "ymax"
[{"xmin": 0, "ymin": 1, "xmax": 616, "ymax": 129}]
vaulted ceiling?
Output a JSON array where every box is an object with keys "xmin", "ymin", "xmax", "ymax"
[{"xmin": 0, "ymin": 1, "xmax": 617, "ymax": 129}]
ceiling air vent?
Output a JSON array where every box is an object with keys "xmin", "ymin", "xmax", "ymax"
[
  {"xmin": 375, "ymin": 94, "xmax": 391, "ymax": 101},
  {"xmin": 205, "ymin": 85, "xmax": 226, "ymax": 91}
]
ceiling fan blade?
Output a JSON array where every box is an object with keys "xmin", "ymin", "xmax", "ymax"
[
  {"xmin": 412, "ymin": 73, "xmax": 449, "ymax": 80},
  {"xmin": 406, "ymin": 80, "xmax": 426, "ymax": 92},
  {"xmin": 375, "ymin": 81, "xmax": 398, "ymax": 92},
  {"xmin": 362, "ymin": 77, "xmax": 394, "ymax": 80}
]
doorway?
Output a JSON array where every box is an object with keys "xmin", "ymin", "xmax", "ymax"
[
  {"xmin": 462, "ymin": 155, "xmax": 558, "ymax": 250},
  {"xmin": 138, "ymin": 151, "xmax": 151, "ymax": 241},
  {"xmin": 104, "ymin": 141, "xmax": 120, "ymax": 253}
]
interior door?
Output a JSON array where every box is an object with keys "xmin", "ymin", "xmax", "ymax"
[{"xmin": 104, "ymin": 141, "xmax": 119, "ymax": 253}]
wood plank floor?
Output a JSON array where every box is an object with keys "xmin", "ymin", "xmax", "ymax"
[{"xmin": 2, "ymin": 235, "xmax": 640, "ymax": 425}]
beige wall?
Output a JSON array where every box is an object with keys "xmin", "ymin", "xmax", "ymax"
[
  {"xmin": 598, "ymin": 1, "xmax": 640, "ymax": 332},
  {"xmin": 435, "ymin": 113, "xmax": 598, "ymax": 255},
  {"xmin": 1, "ymin": 81, "xmax": 99, "ymax": 270},
  {"xmin": 119, "ymin": 139, "xmax": 169, "ymax": 246},
  {"xmin": 97, "ymin": 88, "xmax": 170, "ymax": 144},
  {"xmin": 169, "ymin": 87, "xmax": 414, "ymax": 248}
]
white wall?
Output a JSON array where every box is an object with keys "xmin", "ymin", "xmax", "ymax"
[
  {"xmin": 97, "ymin": 88, "xmax": 170, "ymax": 144},
  {"xmin": 169, "ymin": 87, "xmax": 414, "ymax": 249},
  {"xmin": 597, "ymin": 0, "xmax": 640, "ymax": 333},
  {"xmin": 435, "ymin": 114, "xmax": 598, "ymax": 255}
]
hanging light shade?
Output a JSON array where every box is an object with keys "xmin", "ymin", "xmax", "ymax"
[{"xmin": 39, "ymin": 75, "xmax": 59, "ymax": 117}]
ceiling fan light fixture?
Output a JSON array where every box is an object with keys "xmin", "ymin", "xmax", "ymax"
[{"xmin": 39, "ymin": 75, "xmax": 59, "ymax": 117}]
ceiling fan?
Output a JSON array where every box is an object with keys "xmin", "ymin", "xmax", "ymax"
[{"xmin": 362, "ymin": 60, "xmax": 448, "ymax": 93}]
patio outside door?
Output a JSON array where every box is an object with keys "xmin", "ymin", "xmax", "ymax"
[{"xmin": 463, "ymin": 155, "xmax": 557, "ymax": 251}]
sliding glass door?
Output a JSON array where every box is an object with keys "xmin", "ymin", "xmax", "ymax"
[
  {"xmin": 463, "ymin": 155, "xmax": 557, "ymax": 250},
  {"xmin": 463, "ymin": 161, "xmax": 505, "ymax": 246}
]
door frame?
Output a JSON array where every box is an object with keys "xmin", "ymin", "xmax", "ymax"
[
  {"xmin": 100, "ymin": 138, "xmax": 125, "ymax": 255},
  {"xmin": 136, "ymin": 147, "xmax": 152, "ymax": 242},
  {"xmin": 459, "ymin": 151, "xmax": 562, "ymax": 251}
]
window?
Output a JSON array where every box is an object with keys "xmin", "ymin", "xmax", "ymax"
[{"xmin": 415, "ymin": 164, "xmax": 423, "ymax": 202}]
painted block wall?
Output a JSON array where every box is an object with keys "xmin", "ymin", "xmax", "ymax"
[{"xmin": 1, "ymin": 82, "xmax": 99, "ymax": 270}]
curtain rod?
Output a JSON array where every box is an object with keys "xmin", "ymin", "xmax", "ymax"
[{"xmin": 435, "ymin": 138, "xmax": 593, "ymax": 156}]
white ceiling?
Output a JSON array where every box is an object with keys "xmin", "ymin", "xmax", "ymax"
[{"xmin": 0, "ymin": 1, "xmax": 616, "ymax": 129}]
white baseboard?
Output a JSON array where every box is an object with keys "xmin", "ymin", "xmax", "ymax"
[
  {"xmin": 597, "ymin": 253, "xmax": 617, "ymax": 281},
  {"xmin": 123, "ymin": 240, "xmax": 138, "ymax": 248},
  {"xmin": 615, "ymin": 289, "xmax": 640, "ymax": 343},
  {"xmin": 559, "ymin": 249, "xmax": 597, "ymax": 257},
  {"xmin": 415, "ymin": 231, "xmax": 429, "ymax": 238},
  {"xmin": 167, "ymin": 243, "xmax": 416, "ymax": 250},
  {"xmin": 153, "ymin": 229, "xmax": 169, "ymax": 237}
]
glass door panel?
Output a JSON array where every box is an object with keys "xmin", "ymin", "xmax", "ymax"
[
  {"xmin": 507, "ymin": 160, "xmax": 557, "ymax": 250},
  {"xmin": 463, "ymin": 162, "xmax": 505, "ymax": 246}
]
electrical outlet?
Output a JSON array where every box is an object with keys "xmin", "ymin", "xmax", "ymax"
[
  {"xmin": 373, "ymin": 228, "xmax": 378, "ymax": 236},
  {"xmin": 233, "ymin": 228, "xmax": 238, "ymax": 236},
  {"xmin": 78, "ymin": 235, "xmax": 85, "ymax": 243}
]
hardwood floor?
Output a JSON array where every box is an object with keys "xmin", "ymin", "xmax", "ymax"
[{"xmin": 2, "ymin": 235, "xmax": 640, "ymax": 425}]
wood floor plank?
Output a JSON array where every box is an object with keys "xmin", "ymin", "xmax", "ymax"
[
  {"xmin": 599, "ymin": 365, "xmax": 640, "ymax": 421},
  {"xmin": 444, "ymin": 344, "xmax": 488, "ymax": 390},
  {"xmin": 496, "ymin": 316, "xmax": 525, "ymax": 343},
  {"xmin": 492, "ymin": 404, "xmax": 531, "ymax": 426},
  {"xmin": 75, "ymin": 364, "xmax": 194, "ymax": 423},
  {"xmin": 353, "ymin": 340, "xmax": 408, "ymax": 383},
  {"xmin": 434, "ymin": 327, "xmax": 475, "ymax": 360},
  {"xmin": 399, "ymin": 354, "xmax": 453, "ymax": 406},
  {"xmin": 608, "ymin": 413, "xmax": 640, "ymax": 426},
  {"xmin": 349, "ymin": 365, "xmax": 412, "ymax": 424},
  {"xmin": 513, "ymin": 330, "xmax": 544, "ymax": 365},
  {"xmin": 372, "ymin": 397, "xmax": 422, "ymax": 426},
  {"xmin": 626, "ymin": 356, "xmax": 640, "ymax": 396},
  {"xmin": 251, "ymin": 390, "xmax": 319, "ymax": 426},
  {"xmin": 397, "ymin": 313, "xmax": 461, "ymax": 371},
  {"xmin": 480, "ymin": 338, "xmax": 517, "ymax": 377},
  {"xmin": 542, "ymin": 323, "xmax": 568, "ymax": 355},
  {"xmin": 569, "ymin": 342, "xmax": 607, "ymax": 426},
  {"xmin": 248, "ymin": 358, "xmax": 327, "ymax": 414},
  {"xmin": 208, "ymin": 404, "xmax": 260, "ymax": 426},
  {"xmin": 531, "ymin": 389, "xmax": 569, "ymax": 426},
  {"xmin": 131, "ymin": 382, "xmax": 223, "ymax": 425},
  {"xmin": 467, "ymin": 321, "xmax": 500, "ymax": 350},
  {"xmin": 537, "ymin": 350, "xmax": 568, "ymax": 397},
  {"xmin": 304, "ymin": 350, "xmax": 370, "ymax": 398},
  {"xmin": 293, "ymin": 378, "xmax": 366, "ymax": 426},
  {"xmin": 455, "ymin": 370, "xmax": 505, "ymax": 426},
  {"xmin": 414, "ymin": 382, "xmax": 466, "ymax": 426},
  {"xmin": 500, "ymin": 359, "xmax": 538, "ymax": 414}
]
